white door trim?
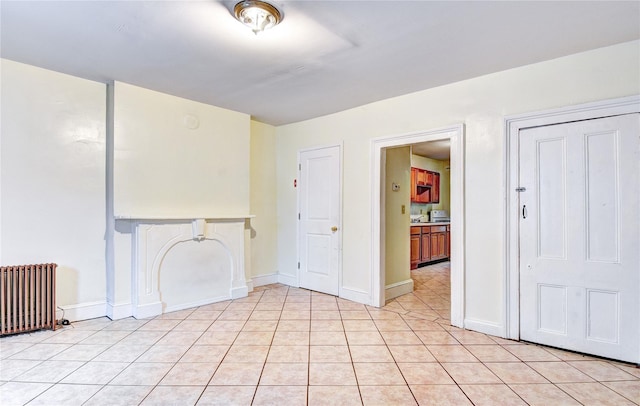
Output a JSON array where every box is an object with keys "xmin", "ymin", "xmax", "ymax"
[
  {"xmin": 296, "ymin": 142, "xmax": 343, "ymax": 295},
  {"xmin": 371, "ymin": 124, "xmax": 465, "ymax": 328},
  {"xmin": 504, "ymin": 95, "xmax": 640, "ymax": 340}
]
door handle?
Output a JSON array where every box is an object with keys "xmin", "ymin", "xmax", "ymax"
[
  {"xmin": 331, "ymin": 226, "xmax": 338, "ymax": 232},
  {"xmin": 522, "ymin": 205, "xmax": 527, "ymax": 219}
]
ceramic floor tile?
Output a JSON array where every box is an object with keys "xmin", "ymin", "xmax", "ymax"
[
  {"xmin": 283, "ymin": 302, "xmax": 311, "ymax": 311},
  {"xmin": 248, "ymin": 311, "xmax": 282, "ymax": 321},
  {"xmin": 197, "ymin": 385, "xmax": 256, "ymax": 405},
  {"xmin": 310, "ymin": 320, "xmax": 344, "ymax": 332},
  {"xmin": 485, "ymin": 362, "xmax": 549, "ymax": 384},
  {"xmin": 310, "ymin": 331, "xmax": 347, "ymax": 346},
  {"xmin": 252, "ymin": 385, "xmax": 307, "ymax": 406},
  {"xmin": 601, "ymin": 381, "xmax": 640, "ymax": 403},
  {"xmin": 558, "ymin": 382, "xmax": 637, "ymax": 406},
  {"xmin": 42, "ymin": 329, "xmax": 96, "ymax": 344},
  {"xmin": 410, "ymin": 384, "xmax": 472, "ymax": 405},
  {"xmin": 259, "ymin": 362, "xmax": 308, "ymax": 385},
  {"xmin": 29, "ymin": 383, "xmax": 102, "ymax": 406},
  {"xmin": 119, "ymin": 331, "xmax": 166, "ymax": 346},
  {"xmin": 342, "ymin": 320, "xmax": 378, "ymax": 332},
  {"xmin": 380, "ymin": 331, "xmax": 423, "ymax": 345},
  {"xmin": 349, "ymin": 345, "xmax": 394, "ymax": 363},
  {"xmin": 353, "ymin": 363, "xmax": 405, "ymax": 385},
  {"xmin": 464, "ymin": 344, "xmax": 520, "ymax": 362},
  {"xmin": 568, "ymin": 360, "xmax": 639, "ymax": 381},
  {"xmin": 449, "ymin": 330, "xmax": 496, "ymax": 345},
  {"xmin": 266, "ymin": 345, "xmax": 309, "ymax": 363},
  {"xmin": 359, "ymin": 385, "xmax": 417, "ymax": 406},
  {"xmin": 254, "ymin": 302, "xmax": 284, "ymax": 311},
  {"xmin": 0, "ymin": 381, "xmax": 52, "ymax": 406},
  {"xmin": 84, "ymin": 385, "xmax": 152, "ymax": 406},
  {"xmin": 160, "ymin": 362, "xmax": 218, "ymax": 386},
  {"xmin": 0, "ymin": 342, "xmax": 33, "ymax": 359},
  {"xmin": 398, "ymin": 362, "xmax": 454, "ymax": 384},
  {"xmin": 280, "ymin": 310, "xmax": 311, "ymax": 320},
  {"xmin": 388, "ymin": 345, "xmax": 437, "ymax": 363},
  {"xmin": 508, "ymin": 383, "xmax": 581, "ymax": 405},
  {"xmin": 110, "ymin": 362, "xmax": 174, "ymax": 386},
  {"xmin": 527, "ymin": 361, "xmax": 595, "ymax": 383},
  {"xmin": 136, "ymin": 345, "xmax": 190, "ymax": 363},
  {"xmin": 93, "ymin": 344, "xmax": 150, "ymax": 362},
  {"xmin": 226, "ymin": 302, "xmax": 257, "ymax": 311},
  {"xmin": 0, "ymin": 359, "xmax": 41, "ymax": 380},
  {"xmin": 311, "ymin": 311, "xmax": 341, "ymax": 319},
  {"xmin": 414, "ymin": 331, "xmax": 459, "ymax": 345},
  {"xmin": 180, "ymin": 345, "xmax": 229, "ymax": 363},
  {"xmin": 242, "ymin": 320, "xmax": 278, "ymax": 331},
  {"xmin": 196, "ymin": 331, "xmax": 238, "ymax": 345},
  {"xmin": 373, "ymin": 319, "xmax": 411, "ymax": 331},
  {"xmin": 503, "ymin": 344, "xmax": 560, "ymax": 361},
  {"xmin": 460, "ymin": 384, "xmax": 527, "ymax": 405},
  {"xmin": 209, "ymin": 362, "xmax": 264, "ymax": 385},
  {"xmin": 442, "ymin": 362, "xmax": 502, "ymax": 384},
  {"xmin": 50, "ymin": 344, "xmax": 110, "ymax": 362},
  {"xmin": 309, "ymin": 363, "xmax": 357, "ymax": 385},
  {"xmin": 13, "ymin": 360, "xmax": 84, "ymax": 383},
  {"xmin": 426, "ymin": 345, "xmax": 478, "ymax": 362},
  {"xmin": 208, "ymin": 320, "xmax": 245, "ymax": 332},
  {"xmin": 311, "ymin": 302, "xmax": 339, "ymax": 311},
  {"xmin": 155, "ymin": 309, "xmax": 194, "ymax": 320},
  {"xmin": 232, "ymin": 331, "xmax": 274, "ymax": 346},
  {"xmin": 103, "ymin": 318, "xmax": 149, "ymax": 331},
  {"xmin": 403, "ymin": 319, "xmax": 445, "ymax": 331},
  {"xmin": 276, "ymin": 320, "xmax": 311, "ymax": 332},
  {"xmin": 62, "ymin": 361, "xmax": 129, "ymax": 384},
  {"xmin": 218, "ymin": 310, "xmax": 252, "ymax": 321},
  {"xmin": 140, "ymin": 385, "xmax": 205, "ymax": 405},
  {"xmin": 224, "ymin": 345, "xmax": 269, "ymax": 363},
  {"xmin": 173, "ymin": 320, "xmax": 213, "ymax": 332},
  {"xmin": 307, "ymin": 385, "xmax": 362, "ymax": 405},
  {"xmin": 8, "ymin": 343, "xmax": 71, "ymax": 360},
  {"xmin": 345, "ymin": 331, "xmax": 385, "ymax": 345},
  {"xmin": 309, "ymin": 345, "xmax": 351, "ymax": 363},
  {"xmin": 271, "ymin": 331, "xmax": 309, "ymax": 346},
  {"xmin": 138, "ymin": 319, "xmax": 181, "ymax": 331}
]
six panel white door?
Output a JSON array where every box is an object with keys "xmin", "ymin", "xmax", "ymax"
[
  {"xmin": 298, "ymin": 146, "xmax": 341, "ymax": 296},
  {"xmin": 519, "ymin": 114, "xmax": 639, "ymax": 363}
]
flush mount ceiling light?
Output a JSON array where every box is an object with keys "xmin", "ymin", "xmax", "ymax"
[{"xmin": 234, "ymin": 0, "xmax": 282, "ymax": 34}]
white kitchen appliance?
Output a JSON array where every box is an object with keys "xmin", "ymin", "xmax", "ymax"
[{"xmin": 429, "ymin": 210, "xmax": 450, "ymax": 222}]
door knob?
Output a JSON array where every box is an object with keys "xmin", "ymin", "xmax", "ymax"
[{"xmin": 331, "ymin": 226, "xmax": 338, "ymax": 232}]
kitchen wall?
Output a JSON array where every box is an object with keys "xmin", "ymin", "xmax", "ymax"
[
  {"xmin": 274, "ymin": 40, "xmax": 640, "ymax": 333},
  {"xmin": 410, "ymin": 155, "xmax": 451, "ymax": 216},
  {"xmin": 0, "ymin": 59, "xmax": 107, "ymax": 314},
  {"xmin": 384, "ymin": 147, "xmax": 411, "ymax": 290}
]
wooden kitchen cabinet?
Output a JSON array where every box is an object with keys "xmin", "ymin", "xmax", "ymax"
[
  {"xmin": 420, "ymin": 226, "xmax": 431, "ymax": 263},
  {"xmin": 430, "ymin": 225, "xmax": 448, "ymax": 261},
  {"xmin": 410, "ymin": 224, "xmax": 450, "ymax": 269},
  {"xmin": 410, "ymin": 227, "xmax": 421, "ymax": 269},
  {"xmin": 410, "ymin": 167, "xmax": 440, "ymax": 204}
]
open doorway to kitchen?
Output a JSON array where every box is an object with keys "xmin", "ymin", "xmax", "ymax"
[{"xmin": 371, "ymin": 125, "xmax": 465, "ymax": 328}]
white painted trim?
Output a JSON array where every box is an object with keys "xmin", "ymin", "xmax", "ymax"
[
  {"xmin": 252, "ymin": 273, "xmax": 279, "ymax": 287},
  {"xmin": 246, "ymin": 279, "xmax": 254, "ymax": 292},
  {"xmin": 133, "ymin": 301, "xmax": 163, "ymax": 319},
  {"xmin": 59, "ymin": 301, "xmax": 106, "ymax": 322},
  {"xmin": 296, "ymin": 143, "xmax": 344, "ymax": 297},
  {"xmin": 106, "ymin": 302, "xmax": 132, "ymax": 320},
  {"xmin": 385, "ymin": 279, "xmax": 414, "ymax": 301},
  {"xmin": 371, "ymin": 124, "xmax": 465, "ymax": 329},
  {"xmin": 230, "ymin": 286, "xmax": 248, "ymax": 299},
  {"xmin": 278, "ymin": 272, "xmax": 298, "ymax": 287},
  {"xmin": 340, "ymin": 287, "xmax": 370, "ymax": 305},
  {"xmin": 464, "ymin": 318, "xmax": 504, "ymax": 338},
  {"xmin": 504, "ymin": 95, "xmax": 640, "ymax": 340}
]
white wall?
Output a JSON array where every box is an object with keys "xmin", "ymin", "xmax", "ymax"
[
  {"xmin": 1, "ymin": 59, "xmax": 106, "ymax": 315},
  {"xmin": 275, "ymin": 41, "xmax": 640, "ymax": 331},
  {"xmin": 249, "ymin": 121, "xmax": 278, "ymax": 283},
  {"xmin": 113, "ymin": 82, "xmax": 250, "ymax": 218}
]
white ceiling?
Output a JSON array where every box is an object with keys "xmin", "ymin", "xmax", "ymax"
[
  {"xmin": 412, "ymin": 140, "xmax": 451, "ymax": 160},
  {"xmin": 2, "ymin": 1, "xmax": 639, "ymax": 126}
]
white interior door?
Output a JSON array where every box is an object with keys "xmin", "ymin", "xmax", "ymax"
[
  {"xmin": 298, "ymin": 145, "xmax": 341, "ymax": 296},
  {"xmin": 519, "ymin": 114, "xmax": 639, "ymax": 363}
]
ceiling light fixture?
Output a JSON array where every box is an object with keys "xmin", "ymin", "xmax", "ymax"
[{"xmin": 234, "ymin": 0, "xmax": 282, "ymax": 34}]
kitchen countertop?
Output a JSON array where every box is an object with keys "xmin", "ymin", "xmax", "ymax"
[{"xmin": 411, "ymin": 222, "xmax": 450, "ymax": 226}]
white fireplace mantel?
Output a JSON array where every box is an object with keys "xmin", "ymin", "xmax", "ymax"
[{"xmin": 118, "ymin": 215, "xmax": 253, "ymax": 319}]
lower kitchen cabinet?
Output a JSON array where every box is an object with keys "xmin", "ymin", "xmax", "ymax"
[{"xmin": 410, "ymin": 225, "xmax": 450, "ymax": 269}]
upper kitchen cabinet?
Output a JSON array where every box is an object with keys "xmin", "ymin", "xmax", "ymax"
[{"xmin": 411, "ymin": 167, "xmax": 440, "ymax": 203}]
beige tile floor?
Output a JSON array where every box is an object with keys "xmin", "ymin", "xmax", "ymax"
[{"xmin": 1, "ymin": 262, "xmax": 639, "ymax": 405}]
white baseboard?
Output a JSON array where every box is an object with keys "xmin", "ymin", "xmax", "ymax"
[
  {"xmin": 277, "ymin": 273, "xmax": 297, "ymax": 287},
  {"xmin": 106, "ymin": 302, "xmax": 132, "ymax": 320},
  {"xmin": 246, "ymin": 279, "xmax": 254, "ymax": 292},
  {"xmin": 133, "ymin": 301, "xmax": 163, "ymax": 319},
  {"xmin": 385, "ymin": 279, "xmax": 414, "ymax": 301},
  {"xmin": 340, "ymin": 287, "xmax": 370, "ymax": 306},
  {"xmin": 252, "ymin": 273, "xmax": 279, "ymax": 287},
  {"xmin": 230, "ymin": 285, "xmax": 248, "ymax": 299},
  {"xmin": 464, "ymin": 317, "xmax": 505, "ymax": 338},
  {"xmin": 58, "ymin": 301, "xmax": 106, "ymax": 322}
]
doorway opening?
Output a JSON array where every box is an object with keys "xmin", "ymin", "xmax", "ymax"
[{"xmin": 371, "ymin": 125, "xmax": 464, "ymax": 328}]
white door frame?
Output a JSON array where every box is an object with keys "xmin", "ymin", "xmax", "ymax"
[
  {"xmin": 504, "ymin": 95, "xmax": 640, "ymax": 340},
  {"xmin": 371, "ymin": 124, "xmax": 465, "ymax": 328},
  {"xmin": 296, "ymin": 143, "xmax": 343, "ymax": 294}
]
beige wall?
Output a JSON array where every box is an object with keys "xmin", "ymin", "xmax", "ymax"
[
  {"xmin": 275, "ymin": 40, "xmax": 640, "ymax": 328},
  {"xmin": 1, "ymin": 59, "xmax": 107, "ymax": 310},
  {"xmin": 250, "ymin": 120, "xmax": 278, "ymax": 279},
  {"xmin": 384, "ymin": 147, "xmax": 411, "ymax": 286}
]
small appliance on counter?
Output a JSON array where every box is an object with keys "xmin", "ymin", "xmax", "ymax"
[{"xmin": 429, "ymin": 210, "xmax": 450, "ymax": 223}]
